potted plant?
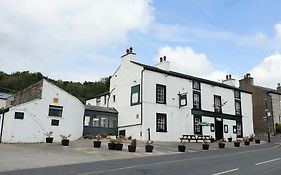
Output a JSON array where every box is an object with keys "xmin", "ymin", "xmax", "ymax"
[
  {"xmin": 145, "ymin": 140, "xmax": 154, "ymax": 152},
  {"xmin": 234, "ymin": 140, "xmax": 240, "ymax": 147},
  {"xmin": 244, "ymin": 138, "xmax": 250, "ymax": 146},
  {"xmin": 45, "ymin": 131, "xmax": 53, "ymax": 143},
  {"xmin": 115, "ymin": 137, "xmax": 124, "ymax": 151},
  {"xmin": 227, "ymin": 136, "xmax": 232, "ymax": 142},
  {"xmin": 255, "ymin": 137, "xmax": 261, "ymax": 144},
  {"xmin": 218, "ymin": 139, "xmax": 225, "ymax": 148},
  {"xmin": 249, "ymin": 134, "xmax": 255, "ymax": 142},
  {"xmin": 202, "ymin": 139, "xmax": 209, "ymax": 150},
  {"xmin": 128, "ymin": 139, "xmax": 137, "ymax": 152},
  {"xmin": 93, "ymin": 134, "xmax": 102, "ymax": 148},
  {"xmin": 178, "ymin": 141, "xmax": 186, "ymax": 152},
  {"xmin": 108, "ymin": 138, "xmax": 117, "ymax": 150},
  {"xmin": 60, "ymin": 134, "xmax": 71, "ymax": 146},
  {"xmin": 210, "ymin": 136, "xmax": 215, "ymax": 143}
]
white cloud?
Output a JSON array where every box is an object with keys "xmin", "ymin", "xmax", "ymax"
[
  {"xmin": 0, "ymin": 0, "xmax": 154, "ymax": 81},
  {"xmin": 249, "ymin": 54, "xmax": 281, "ymax": 88},
  {"xmin": 156, "ymin": 46, "xmax": 227, "ymax": 81},
  {"xmin": 275, "ymin": 23, "xmax": 281, "ymax": 42}
]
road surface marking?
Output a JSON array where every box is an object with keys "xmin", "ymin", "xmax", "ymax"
[
  {"xmin": 212, "ymin": 168, "xmax": 239, "ymax": 175},
  {"xmin": 255, "ymin": 158, "xmax": 281, "ymax": 166}
]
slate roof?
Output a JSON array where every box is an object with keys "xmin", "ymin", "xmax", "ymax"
[
  {"xmin": 85, "ymin": 105, "xmax": 118, "ymax": 114},
  {"xmin": 0, "ymin": 92, "xmax": 12, "ymax": 100}
]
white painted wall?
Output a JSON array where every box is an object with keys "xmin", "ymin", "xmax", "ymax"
[
  {"xmin": 1, "ymin": 80, "xmax": 84, "ymax": 143},
  {"xmin": 0, "ymin": 99, "xmax": 6, "ymax": 109},
  {"xmin": 86, "ymin": 94, "xmax": 109, "ymax": 107},
  {"xmin": 241, "ymin": 92, "xmax": 254, "ymax": 137}
]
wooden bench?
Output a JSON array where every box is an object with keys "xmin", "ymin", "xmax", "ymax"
[{"xmin": 180, "ymin": 134, "xmax": 212, "ymax": 143}]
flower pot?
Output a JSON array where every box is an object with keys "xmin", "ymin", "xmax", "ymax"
[
  {"xmin": 46, "ymin": 137, "xmax": 53, "ymax": 143},
  {"xmin": 255, "ymin": 139, "xmax": 260, "ymax": 144},
  {"xmin": 115, "ymin": 143, "xmax": 123, "ymax": 151},
  {"xmin": 234, "ymin": 142, "xmax": 240, "ymax": 147},
  {"xmin": 61, "ymin": 139, "xmax": 69, "ymax": 146},
  {"xmin": 218, "ymin": 143, "xmax": 225, "ymax": 148},
  {"xmin": 145, "ymin": 145, "xmax": 153, "ymax": 152},
  {"xmin": 93, "ymin": 141, "xmax": 101, "ymax": 148},
  {"xmin": 228, "ymin": 138, "xmax": 232, "ymax": 142},
  {"xmin": 202, "ymin": 144, "xmax": 209, "ymax": 150},
  {"xmin": 178, "ymin": 145, "xmax": 186, "ymax": 152},
  {"xmin": 249, "ymin": 138, "xmax": 254, "ymax": 142},
  {"xmin": 244, "ymin": 140, "xmax": 250, "ymax": 146},
  {"xmin": 108, "ymin": 143, "xmax": 116, "ymax": 150},
  {"xmin": 210, "ymin": 138, "xmax": 215, "ymax": 143},
  {"xmin": 128, "ymin": 145, "xmax": 136, "ymax": 152}
]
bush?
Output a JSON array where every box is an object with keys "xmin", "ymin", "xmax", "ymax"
[{"xmin": 276, "ymin": 123, "xmax": 281, "ymax": 133}]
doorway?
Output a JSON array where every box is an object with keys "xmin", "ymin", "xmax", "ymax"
[{"xmin": 215, "ymin": 118, "xmax": 223, "ymax": 140}]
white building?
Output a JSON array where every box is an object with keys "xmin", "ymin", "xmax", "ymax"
[
  {"xmin": 0, "ymin": 79, "xmax": 84, "ymax": 143},
  {"xmin": 87, "ymin": 48, "xmax": 254, "ymax": 142},
  {"xmin": 0, "ymin": 92, "xmax": 11, "ymax": 109}
]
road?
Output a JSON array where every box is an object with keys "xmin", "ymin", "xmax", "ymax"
[{"xmin": 1, "ymin": 142, "xmax": 281, "ymax": 175}]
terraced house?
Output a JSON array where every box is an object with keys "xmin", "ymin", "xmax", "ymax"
[{"xmin": 87, "ymin": 48, "xmax": 254, "ymax": 142}]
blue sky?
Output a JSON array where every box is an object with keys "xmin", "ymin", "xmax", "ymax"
[{"xmin": 1, "ymin": 0, "xmax": 281, "ymax": 88}]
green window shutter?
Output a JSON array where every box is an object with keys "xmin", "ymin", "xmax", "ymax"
[{"xmin": 131, "ymin": 84, "xmax": 140, "ymax": 106}]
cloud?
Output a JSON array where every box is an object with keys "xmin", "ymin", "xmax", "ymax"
[
  {"xmin": 156, "ymin": 46, "xmax": 227, "ymax": 81},
  {"xmin": 249, "ymin": 54, "xmax": 281, "ymax": 88},
  {"xmin": 276, "ymin": 23, "xmax": 281, "ymax": 42},
  {"xmin": 0, "ymin": 0, "xmax": 154, "ymax": 81}
]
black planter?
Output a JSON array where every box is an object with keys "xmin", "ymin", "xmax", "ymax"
[
  {"xmin": 128, "ymin": 145, "xmax": 136, "ymax": 152},
  {"xmin": 93, "ymin": 141, "xmax": 101, "ymax": 148},
  {"xmin": 218, "ymin": 143, "xmax": 225, "ymax": 148},
  {"xmin": 108, "ymin": 143, "xmax": 116, "ymax": 150},
  {"xmin": 249, "ymin": 138, "xmax": 254, "ymax": 142},
  {"xmin": 61, "ymin": 139, "xmax": 69, "ymax": 146},
  {"xmin": 178, "ymin": 145, "xmax": 186, "ymax": 152},
  {"xmin": 228, "ymin": 138, "xmax": 232, "ymax": 142},
  {"xmin": 115, "ymin": 143, "xmax": 123, "ymax": 151},
  {"xmin": 244, "ymin": 140, "xmax": 250, "ymax": 146},
  {"xmin": 210, "ymin": 138, "xmax": 215, "ymax": 143},
  {"xmin": 202, "ymin": 144, "xmax": 209, "ymax": 150},
  {"xmin": 255, "ymin": 139, "xmax": 260, "ymax": 144},
  {"xmin": 145, "ymin": 145, "xmax": 154, "ymax": 152},
  {"xmin": 234, "ymin": 142, "xmax": 240, "ymax": 147},
  {"xmin": 46, "ymin": 137, "xmax": 53, "ymax": 143}
]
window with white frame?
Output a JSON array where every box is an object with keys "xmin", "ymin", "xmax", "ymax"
[
  {"xmin": 156, "ymin": 84, "xmax": 166, "ymax": 104},
  {"xmin": 214, "ymin": 95, "xmax": 222, "ymax": 113},
  {"xmin": 156, "ymin": 113, "xmax": 167, "ymax": 132},
  {"xmin": 84, "ymin": 116, "xmax": 90, "ymax": 126},
  {"xmin": 48, "ymin": 105, "xmax": 63, "ymax": 117}
]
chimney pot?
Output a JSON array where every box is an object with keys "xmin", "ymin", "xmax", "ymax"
[
  {"xmin": 229, "ymin": 74, "xmax": 232, "ymax": 79},
  {"xmin": 126, "ymin": 49, "xmax": 129, "ymax": 54},
  {"xmin": 163, "ymin": 56, "xmax": 166, "ymax": 61},
  {"xmin": 129, "ymin": 47, "xmax": 133, "ymax": 53},
  {"xmin": 226, "ymin": 75, "xmax": 229, "ymax": 80},
  {"xmin": 160, "ymin": 57, "xmax": 163, "ymax": 62}
]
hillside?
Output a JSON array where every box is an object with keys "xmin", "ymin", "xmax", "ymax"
[{"xmin": 0, "ymin": 71, "xmax": 110, "ymax": 104}]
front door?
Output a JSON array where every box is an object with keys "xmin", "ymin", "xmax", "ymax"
[{"xmin": 215, "ymin": 118, "xmax": 223, "ymax": 140}]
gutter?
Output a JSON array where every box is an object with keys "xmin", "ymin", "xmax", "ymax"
[{"xmin": 0, "ymin": 108, "xmax": 9, "ymax": 143}]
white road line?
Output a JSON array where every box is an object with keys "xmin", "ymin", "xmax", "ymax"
[
  {"xmin": 212, "ymin": 168, "xmax": 239, "ymax": 175},
  {"xmin": 255, "ymin": 158, "xmax": 281, "ymax": 166}
]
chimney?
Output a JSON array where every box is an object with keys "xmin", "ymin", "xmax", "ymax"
[
  {"xmin": 155, "ymin": 56, "xmax": 170, "ymax": 71},
  {"xmin": 222, "ymin": 74, "xmax": 236, "ymax": 86},
  {"xmin": 239, "ymin": 73, "xmax": 254, "ymax": 90},
  {"xmin": 121, "ymin": 47, "xmax": 136, "ymax": 63},
  {"xmin": 277, "ymin": 83, "xmax": 281, "ymax": 92}
]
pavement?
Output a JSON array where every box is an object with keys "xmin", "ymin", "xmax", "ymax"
[{"xmin": 0, "ymin": 137, "xmax": 269, "ymax": 173}]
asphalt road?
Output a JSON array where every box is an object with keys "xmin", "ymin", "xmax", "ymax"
[{"xmin": 1, "ymin": 142, "xmax": 281, "ymax": 175}]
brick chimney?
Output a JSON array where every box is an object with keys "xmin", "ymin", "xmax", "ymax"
[
  {"xmin": 277, "ymin": 83, "xmax": 281, "ymax": 92},
  {"xmin": 222, "ymin": 74, "xmax": 236, "ymax": 86},
  {"xmin": 239, "ymin": 73, "xmax": 254, "ymax": 90},
  {"xmin": 155, "ymin": 56, "xmax": 170, "ymax": 71},
  {"xmin": 121, "ymin": 47, "xmax": 136, "ymax": 63}
]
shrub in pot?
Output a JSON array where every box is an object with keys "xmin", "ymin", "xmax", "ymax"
[
  {"xmin": 202, "ymin": 139, "xmax": 209, "ymax": 150},
  {"xmin": 145, "ymin": 140, "xmax": 154, "ymax": 153},
  {"xmin": 255, "ymin": 138, "xmax": 260, "ymax": 144},
  {"xmin": 93, "ymin": 134, "xmax": 102, "ymax": 148},
  {"xmin": 108, "ymin": 138, "xmax": 116, "ymax": 150},
  {"xmin": 244, "ymin": 139, "xmax": 250, "ymax": 146},
  {"xmin": 178, "ymin": 141, "xmax": 186, "ymax": 152},
  {"xmin": 45, "ymin": 131, "xmax": 53, "ymax": 143},
  {"xmin": 234, "ymin": 141, "xmax": 240, "ymax": 147},
  {"xmin": 249, "ymin": 134, "xmax": 255, "ymax": 142},
  {"xmin": 210, "ymin": 137, "xmax": 215, "ymax": 143},
  {"xmin": 218, "ymin": 139, "xmax": 225, "ymax": 148},
  {"xmin": 60, "ymin": 134, "xmax": 71, "ymax": 146},
  {"xmin": 128, "ymin": 139, "xmax": 137, "ymax": 152},
  {"xmin": 115, "ymin": 137, "xmax": 124, "ymax": 151},
  {"xmin": 227, "ymin": 137, "xmax": 232, "ymax": 142}
]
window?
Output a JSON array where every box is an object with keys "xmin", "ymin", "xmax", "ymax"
[
  {"xmin": 237, "ymin": 123, "xmax": 242, "ymax": 137},
  {"xmin": 93, "ymin": 117, "xmax": 100, "ymax": 127},
  {"xmin": 194, "ymin": 116, "xmax": 202, "ymax": 134},
  {"xmin": 193, "ymin": 91, "xmax": 201, "ymax": 109},
  {"xmin": 84, "ymin": 116, "xmax": 90, "ymax": 126},
  {"xmin": 49, "ymin": 105, "xmax": 63, "ymax": 117},
  {"xmin": 51, "ymin": 119, "xmax": 59, "ymax": 126},
  {"xmin": 112, "ymin": 95, "xmax": 116, "ymax": 103},
  {"xmin": 224, "ymin": 125, "xmax": 228, "ymax": 133},
  {"xmin": 156, "ymin": 113, "xmax": 167, "ymax": 132},
  {"xmin": 193, "ymin": 80, "xmax": 200, "ymax": 90},
  {"xmin": 234, "ymin": 90, "xmax": 241, "ymax": 99},
  {"xmin": 214, "ymin": 95, "xmax": 222, "ymax": 113},
  {"xmin": 156, "ymin": 84, "xmax": 166, "ymax": 104},
  {"xmin": 15, "ymin": 112, "xmax": 24, "ymax": 120},
  {"xmin": 119, "ymin": 130, "xmax": 126, "ymax": 136},
  {"xmin": 100, "ymin": 117, "xmax": 109, "ymax": 127},
  {"xmin": 131, "ymin": 84, "xmax": 140, "ymax": 106},
  {"xmin": 235, "ymin": 100, "xmax": 242, "ymax": 115},
  {"xmin": 233, "ymin": 126, "xmax": 237, "ymax": 133},
  {"xmin": 210, "ymin": 123, "xmax": 215, "ymax": 132},
  {"xmin": 108, "ymin": 117, "xmax": 117, "ymax": 128},
  {"xmin": 96, "ymin": 97, "xmax": 101, "ymax": 106},
  {"xmin": 179, "ymin": 93, "xmax": 187, "ymax": 107},
  {"xmin": 104, "ymin": 96, "xmax": 107, "ymax": 105}
]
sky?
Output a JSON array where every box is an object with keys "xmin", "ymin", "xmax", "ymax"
[{"xmin": 1, "ymin": 0, "xmax": 281, "ymax": 88}]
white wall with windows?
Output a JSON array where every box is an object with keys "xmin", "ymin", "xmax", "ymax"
[{"xmin": 0, "ymin": 80, "xmax": 84, "ymax": 143}]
